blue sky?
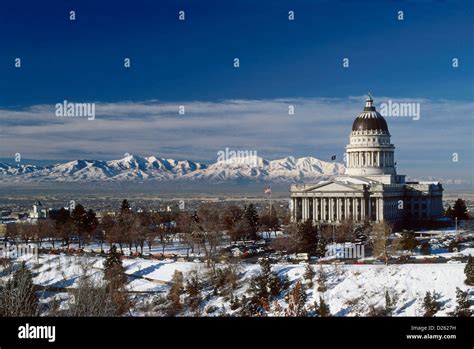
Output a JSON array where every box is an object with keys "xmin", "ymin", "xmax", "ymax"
[{"xmin": 0, "ymin": 0, "xmax": 472, "ymax": 183}]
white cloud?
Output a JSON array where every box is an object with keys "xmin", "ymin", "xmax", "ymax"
[{"xmin": 0, "ymin": 97, "xmax": 472, "ymax": 180}]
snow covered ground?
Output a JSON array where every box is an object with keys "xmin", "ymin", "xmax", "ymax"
[{"xmin": 3, "ymin": 250, "xmax": 471, "ymax": 317}]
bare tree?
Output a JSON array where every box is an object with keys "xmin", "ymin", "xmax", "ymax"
[
  {"xmin": 195, "ymin": 204, "xmax": 223, "ymax": 268},
  {"xmin": 176, "ymin": 211, "xmax": 197, "ymax": 256},
  {"xmin": 0, "ymin": 262, "xmax": 38, "ymax": 316},
  {"xmin": 65, "ymin": 264, "xmax": 117, "ymax": 316}
]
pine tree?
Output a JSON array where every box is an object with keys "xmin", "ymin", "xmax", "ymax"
[
  {"xmin": 244, "ymin": 204, "xmax": 260, "ymax": 239},
  {"xmin": 304, "ymin": 264, "xmax": 315, "ymax": 288},
  {"xmin": 167, "ymin": 270, "xmax": 184, "ymax": 316},
  {"xmin": 185, "ymin": 271, "xmax": 202, "ymax": 315},
  {"xmin": 71, "ymin": 204, "xmax": 87, "ymax": 247},
  {"xmin": 444, "ymin": 205, "xmax": 453, "ymax": 218},
  {"xmin": 285, "ymin": 280, "xmax": 307, "ymax": 316},
  {"xmin": 314, "ymin": 296, "xmax": 330, "ymax": 317},
  {"xmin": 453, "ymin": 199, "xmax": 469, "ymax": 220},
  {"xmin": 317, "ymin": 266, "xmax": 327, "ymax": 292},
  {"xmin": 281, "ymin": 274, "xmax": 290, "ymax": 291},
  {"xmin": 103, "ymin": 244, "xmax": 129, "ymax": 314},
  {"xmin": 451, "ymin": 287, "xmax": 471, "ymax": 317},
  {"xmin": 246, "ymin": 258, "xmax": 282, "ymax": 312},
  {"xmin": 0, "ymin": 262, "xmax": 38, "ymax": 316},
  {"xmin": 464, "ymin": 255, "xmax": 474, "ymax": 286},
  {"xmin": 448, "ymin": 240, "xmax": 459, "ymax": 252},
  {"xmin": 121, "ymin": 199, "xmax": 131, "ymax": 213},
  {"xmin": 385, "ymin": 290, "xmax": 394, "ymax": 316},
  {"xmin": 316, "ymin": 237, "xmax": 327, "ymax": 257},
  {"xmin": 296, "ymin": 220, "xmax": 319, "ymax": 255},
  {"xmin": 103, "ymin": 245, "xmax": 127, "ymax": 289},
  {"xmin": 400, "ymin": 231, "xmax": 417, "ymax": 252},
  {"xmin": 420, "ymin": 241, "xmax": 431, "ymax": 255},
  {"xmin": 422, "ymin": 291, "xmax": 440, "ymax": 317}
]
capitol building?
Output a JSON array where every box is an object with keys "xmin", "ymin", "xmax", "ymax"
[{"xmin": 290, "ymin": 95, "xmax": 443, "ymax": 228}]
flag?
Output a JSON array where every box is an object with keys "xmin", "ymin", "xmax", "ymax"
[
  {"xmin": 331, "ymin": 155, "xmax": 336, "ymax": 161},
  {"xmin": 264, "ymin": 186, "xmax": 272, "ymax": 194}
]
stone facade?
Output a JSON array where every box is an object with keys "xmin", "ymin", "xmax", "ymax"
[{"xmin": 290, "ymin": 95, "xmax": 443, "ymax": 227}]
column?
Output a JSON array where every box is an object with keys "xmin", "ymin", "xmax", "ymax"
[
  {"xmin": 328, "ymin": 198, "xmax": 332, "ymax": 222},
  {"xmin": 303, "ymin": 198, "xmax": 309, "ymax": 221},
  {"xmin": 291, "ymin": 198, "xmax": 295, "ymax": 221},
  {"xmin": 375, "ymin": 198, "xmax": 380, "ymax": 221},
  {"xmin": 316, "ymin": 198, "xmax": 320, "ymax": 221},
  {"xmin": 361, "ymin": 198, "xmax": 366, "ymax": 221},
  {"xmin": 377, "ymin": 151, "xmax": 381, "ymax": 167},
  {"xmin": 344, "ymin": 198, "xmax": 349, "ymax": 221},
  {"xmin": 313, "ymin": 198, "xmax": 317, "ymax": 222},
  {"xmin": 321, "ymin": 198, "xmax": 327, "ymax": 221},
  {"xmin": 368, "ymin": 197, "xmax": 372, "ymax": 221},
  {"xmin": 302, "ymin": 198, "xmax": 307, "ymax": 221},
  {"xmin": 378, "ymin": 198, "xmax": 384, "ymax": 221},
  {"xmin": 353, "ymin": 198, "xmax": 357, "ymax": 221},
  {"xmin": 337, "ymin": 198, "xmax": 341, "ymax": 221}
]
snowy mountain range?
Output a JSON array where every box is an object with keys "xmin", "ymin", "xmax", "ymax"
[{"xmin": 0, "ymin": 155, "xmax": 345, "ymax": 183}]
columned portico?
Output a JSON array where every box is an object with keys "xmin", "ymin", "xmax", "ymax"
[{"xmin": 290, "ymin": 95, "xmax": 444, "ymax": 228}]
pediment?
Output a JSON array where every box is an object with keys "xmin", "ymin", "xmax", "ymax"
[{"xmin": 304, "ymin": 181, "xmax": 363, "ymax": 193}]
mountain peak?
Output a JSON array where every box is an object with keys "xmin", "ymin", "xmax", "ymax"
[{"xmin": 0, "ymin": 155, "xmax": 345, "ymax": 183}]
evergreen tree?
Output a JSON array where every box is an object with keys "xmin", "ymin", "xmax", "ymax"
[
  {"xmin": 103, "ymin": 245, "xmax": 126, "ymax": 287},
  {"xmin": 385, "ymin": 290, "xmax": 394, "ymax": 316},
  {"xmin": 400, "ymin": 231, "xmax": 417, "ymax": 252},
  {"xmin": 448, "ymin": 240, "xmax": 459, "ymax": 253},
  {"xmin": 103, "ymin": 245, "xmax": 129, "ymax": 314},
  {"xmin": 84, "ymin": 209, "xmax": 99, "ymax": 238},
  {"xmin": 444, "ymin": 205, "xmax": 454, "ymax": 218},
  {"xmin": 420, "ymin": 241, "xmax": 431, "ymax": 255},
  {"xmin": 0, "ymin": 262, "xmax": 38, "ymax": 316},
  {"xmin": 314, "ymin": 296, "xmax": 330, "ymax": 317},
  {"xmin": 304, "ymin": 264, "xmax": 315, "ymax": 288},
  {"xmin": 71, "ymin": 204, "xmax": 87, "ymax": 247},
  {"xmin": 244, "ymin": 204, "xmax": 260, "ymax": 239},
  {"xmin": 452, "ymin": 199, "xmax": 469, "ymax": 220},
  {"xmin": 121, "ymin": 199, "xmax": 131, "ymax": 213},
  {"xmin": 185, "ymin": 271, "xmax": 202, "ymax": 315},
  {"xmin": 246, "ymin": 258, "xmax": 282, "ymax": 312},
  {"xmin": 280, "ymin": 274, "xmax": 290, "ymax": 291},
  {"xmin": 296, "ymin": 220, "xmax": 319, "ymax": 255},
  {"xmin": 464, "ymin": 255, "xmax": 474, "ymax": 286},
  {"xmin": 285, "ymin": 280, "xmax": 307, "ymax": 316},
  {"xmin": 316, "ymin": 237, "xmax": 327, "ymax": 257},
  {"xmin": 317, "ymin": 266, "xmax": 327, "ymax": 292},
  {"xmin": 451, "ymin": 287, "xmax": 471, "ymax": 317},
  {"xmin": 167, "ymin": 270, "xmax": 184, "ymax": 316},
  {"xmin": 422, "ymin": 291, "xmax": 440, "ymax": 317}
]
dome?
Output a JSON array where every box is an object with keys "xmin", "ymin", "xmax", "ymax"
[{"xmin": 351, "ymin": 95, "xmax": 389, "ymax": 133}]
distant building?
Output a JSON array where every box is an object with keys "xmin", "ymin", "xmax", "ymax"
[
  {"xmin": 30, "ymin": 201, "xmax": 47, "ymax": 219},
  {"xmin": 290, "ymin": 95, "xmax": 443, "ymax": 228}
]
